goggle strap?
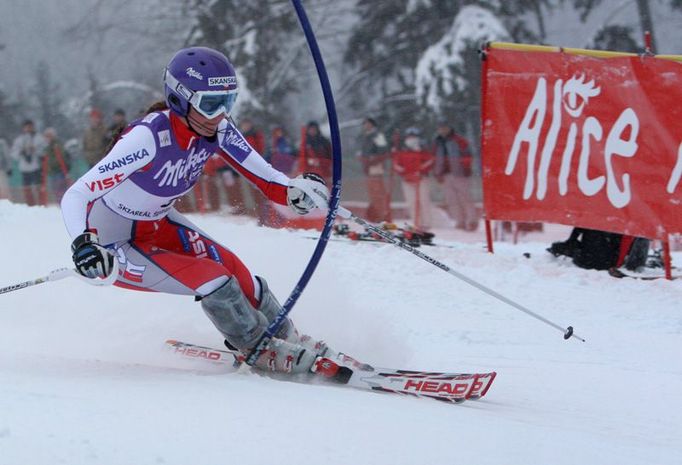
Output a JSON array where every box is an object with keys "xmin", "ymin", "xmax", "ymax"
[{"xmin": 164, "ymin": 69, "xmax": 195, "ymax": 103}]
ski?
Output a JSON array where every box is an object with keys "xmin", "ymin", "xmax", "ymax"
[
  {"xmin": 165, "ymin": 339, "xmax": 496, "ymax": 403},
  {"xmin": 333, "ymin": 222, "xmax": 437, "ymax": 248},
  {"xmin": 166, "ymin": 339, "xmax": 240, "ymax": 364},
  {"xmin": 302, "ymin": 222, "xmax": 457, "ymax": 249},
  {"xmin": 608, "ymin": 267, "xmax": 682, "ymax": 281}
]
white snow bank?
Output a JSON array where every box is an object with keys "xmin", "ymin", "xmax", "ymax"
[{"xmin": 0, "ymin": 200, "xmax": 680, "ymax": 465}]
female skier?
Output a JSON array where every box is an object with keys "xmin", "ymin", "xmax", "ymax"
[{"xmin": 61, "ymin": 47, "xmax": 331, "ymax": 375}]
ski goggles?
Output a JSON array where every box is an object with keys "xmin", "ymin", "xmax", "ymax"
[
  {"xmin": 190, "ymin": 90, "xmax": 238, "ymax": 119},
  {"xmin": 164, "ymin": 69, "xmax": 238, "ymax": 119}
]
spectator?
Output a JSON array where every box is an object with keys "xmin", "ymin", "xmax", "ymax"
[
  {"xmin": 433, "ymin": 121, "xmax": 478, "ymax": 231},
  {"xmin": 106, "ymin": 108, "xmax": 127, "ymax": 147},
  {"xmin": 10, "ymin": 119, "xmax": 45, "ymax": 206},
  {"xmin": 82, "ymin": 108, "xmax": 107, "ymax": 167},
  {"xmin": 357, "ymin": 117, "xmax": 390, "ymax": 222},
  {"xmin": 300, "ymin": 121, "xmax": 332, "ymax": 183},
  {"xmin": 0, "ymin": 138, "xmax": 10, "ymax": 200},
  {"xmin": 258, "ymin": 125, "xmax": 298, "ymax": 228},
  {"xmin": 269, "ymin": 125, "xmax": 297, "ymax": 176},
  {"xmin": 41, "ymin": 127, "xmax": 72, "ymax": 204},
  {"xmin": 392, "ymin": 127, "xmax": 435, "ymax": 230}
]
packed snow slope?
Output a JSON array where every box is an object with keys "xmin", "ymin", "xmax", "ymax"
[{"xmin": 0, "ymin": 200, "xmax": 680, "ymax": 465}]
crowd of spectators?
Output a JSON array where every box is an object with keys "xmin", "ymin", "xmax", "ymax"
[
  {"xmin": 356, "ymin": 118, "xmax": 479, "ymax": 232},
  {"xmin": 0, "ymin": 109, "xmax": 479, "ymax": 233},
  {"xmin": 0, "ymin": 108, "xmax": 130, "ymax": 206}
]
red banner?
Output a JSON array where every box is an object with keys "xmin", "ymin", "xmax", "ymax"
[{"xmin": 481, "ymin": 46, "xmax": 682, "ymax": 239}]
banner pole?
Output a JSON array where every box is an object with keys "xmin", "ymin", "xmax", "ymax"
[
  {"xmin": 663, "ymin": 237, "xmax": 673, "ymax": 280},
  {"xmin": 480, "ymin": 44, "xmax": 494, "ymax": 254}
]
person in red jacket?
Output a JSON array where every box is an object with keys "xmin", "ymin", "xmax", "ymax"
[
  {"xmin": 392, "ymin": 127, "xmax": 434, "ymax": 230},
  {"xmin": 433, "ymin": 122, "xmax": 478, "ymax": 231}
]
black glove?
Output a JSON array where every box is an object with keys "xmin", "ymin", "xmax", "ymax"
[{"xmin": 71, "ymin": 232, "xmax": 116, "ymax": 279}]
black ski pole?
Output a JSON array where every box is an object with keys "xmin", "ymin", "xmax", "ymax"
[{"xmin": 337, "ymin": 207, "xmax": 585, "ymax": 342}]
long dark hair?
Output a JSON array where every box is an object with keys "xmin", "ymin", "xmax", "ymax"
[{"xmin": 104, "ymin": 100, "xmax": 169, "ymax": 154}]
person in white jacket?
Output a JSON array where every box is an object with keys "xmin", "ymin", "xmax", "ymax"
[{"xmin": 10, "ymin": 119, "xmax": 45, "ymax": 206}]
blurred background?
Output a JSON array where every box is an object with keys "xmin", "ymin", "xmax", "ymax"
[{"xmin": 1, "ymin": 0, "xmax": 682, "ymax": 229}]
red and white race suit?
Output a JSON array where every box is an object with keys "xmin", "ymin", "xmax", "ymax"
[{"xmin": 61, "ymin": 110, "xmax": 290, "ymax": 303}]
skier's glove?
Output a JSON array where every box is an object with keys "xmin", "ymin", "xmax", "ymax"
[
  {"xmin": 71, "ymin": 231, "xmax": 116, "ymax": 279},
  {"xmin": 287, "ymin": 173, "xmax": 329, "ymax": 215}
]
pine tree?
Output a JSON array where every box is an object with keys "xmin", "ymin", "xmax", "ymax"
[
  {"xmin": 415, "ymin": 5, "xmax": 513, "ymax": 162},
  {"xmin": 570, "ymin": 0, "xmax": 682, "ymax": 52},
  {"xmin": 494, "ymin": 0, "xmax": 553, "ymax": 41},
  {"xmin": 344, "ymin": 1, "xmax": 463, "ymax": 127},
  {"xmin": 34, "ymin": 61, "xmax": 75, "ymax": 138},
  {"xmin": 342, "ymin": 1, "xmax": 547, "ymax": 134},
  {"xmin": 0, "ymin": 90, "xmax": 20, "ymax": 141},
  {"xmin": 590, "ymin": 25, "xmax": 640, "ymax": 53}
]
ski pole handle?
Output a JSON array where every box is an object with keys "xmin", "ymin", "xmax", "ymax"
[
  {"xmin": 336, "ymin": 207, "xmax": 585, "ymax": 342},
  {"xmin": 0, "ymin": 261, "xmax": 119, "ymax": 296}
]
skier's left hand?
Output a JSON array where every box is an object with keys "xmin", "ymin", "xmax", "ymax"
[
  {"xmin": 287, "ymin": 172, "xmax": 329, "ymax": 215},
  {"xmin": 71, "ymin": 231, "xmax": 116, "ymax": 279}
]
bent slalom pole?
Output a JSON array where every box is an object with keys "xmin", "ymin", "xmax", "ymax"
[
  {"xmin": 243, "ymin": 0, "xmax": 343, "ymax": 366},
  {"xmin": 0, "ymin": 261, "xmax": 120, "ymax": 295},
  {"xmin": 336, "ymin": 206, "xmax": 585, "ymax": 343}
]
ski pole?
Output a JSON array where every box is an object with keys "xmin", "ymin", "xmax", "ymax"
[
  {"xmin": 336, "ymin": 206, "xmax": 585, "ymax": 342},
  {"xmin": 242, "ymin": 0, "xmax": 344, "ymax": 367},
  {"xmin": 0, "ymin": 261, "xmax": 119, "ymax": 296}
]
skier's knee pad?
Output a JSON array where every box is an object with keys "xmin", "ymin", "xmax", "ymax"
[
  {"xmin": 200, "ymin": 278, "xmax": 267, "ymax": 351},
  {"xmin": 255, "ymin": 276, "xmax": 295, "ymax": 341}
]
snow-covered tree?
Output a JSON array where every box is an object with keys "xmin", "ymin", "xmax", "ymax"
[
  {"xmin": 342, "ymin": 0, "xmax": 462, "ymax": 130},
  {"xmin": 415, "ymin": 5, "xmax": 510, "ymax": 156}
]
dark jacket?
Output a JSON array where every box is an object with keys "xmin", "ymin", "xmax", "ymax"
[
  {"xmin": 433, "ymin": 131, "xmax": 472, "ymax": 178},
  {"xmin": 358, "ymin": 129, "xmax": 389, "ymax": 176}
]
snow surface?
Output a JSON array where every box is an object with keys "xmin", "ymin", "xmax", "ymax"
[{"xmin": 0, "ymin": 199, "xmax": 681, "ymax": 465}]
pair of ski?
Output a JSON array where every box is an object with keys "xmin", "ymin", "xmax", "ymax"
[
  {"xmin": 166, "ymin": 339, "xmax": 496, "ymax": 404},
  {"xmin": 608, "ymin": 267, "xmax": 681, "ymax": 280},
  {"xmin": 333, "ymin": 223, "xmax": 437, "ymax": 249}
]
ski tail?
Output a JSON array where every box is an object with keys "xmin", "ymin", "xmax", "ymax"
[{"xmin": 166, "ymin": 339, "xmax": 243, "ymax": 364}]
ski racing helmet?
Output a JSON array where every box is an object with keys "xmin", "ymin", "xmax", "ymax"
[{"xmin": 163, "ymin": 47, "xmax": 238, "ymax": 119}]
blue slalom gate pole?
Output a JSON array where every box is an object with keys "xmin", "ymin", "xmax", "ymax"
[{"xmin": 245, "ymin": 0, "xmax": 343, "ymax": 366}]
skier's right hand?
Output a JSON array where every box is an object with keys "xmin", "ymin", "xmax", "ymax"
[
  {"xmin": 287, "ymin": 172, "xmax": 329, "ymax": 215},
  {"xmin": 71, "ymin": 231, "xmax": 116, "ymax": 279}
]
